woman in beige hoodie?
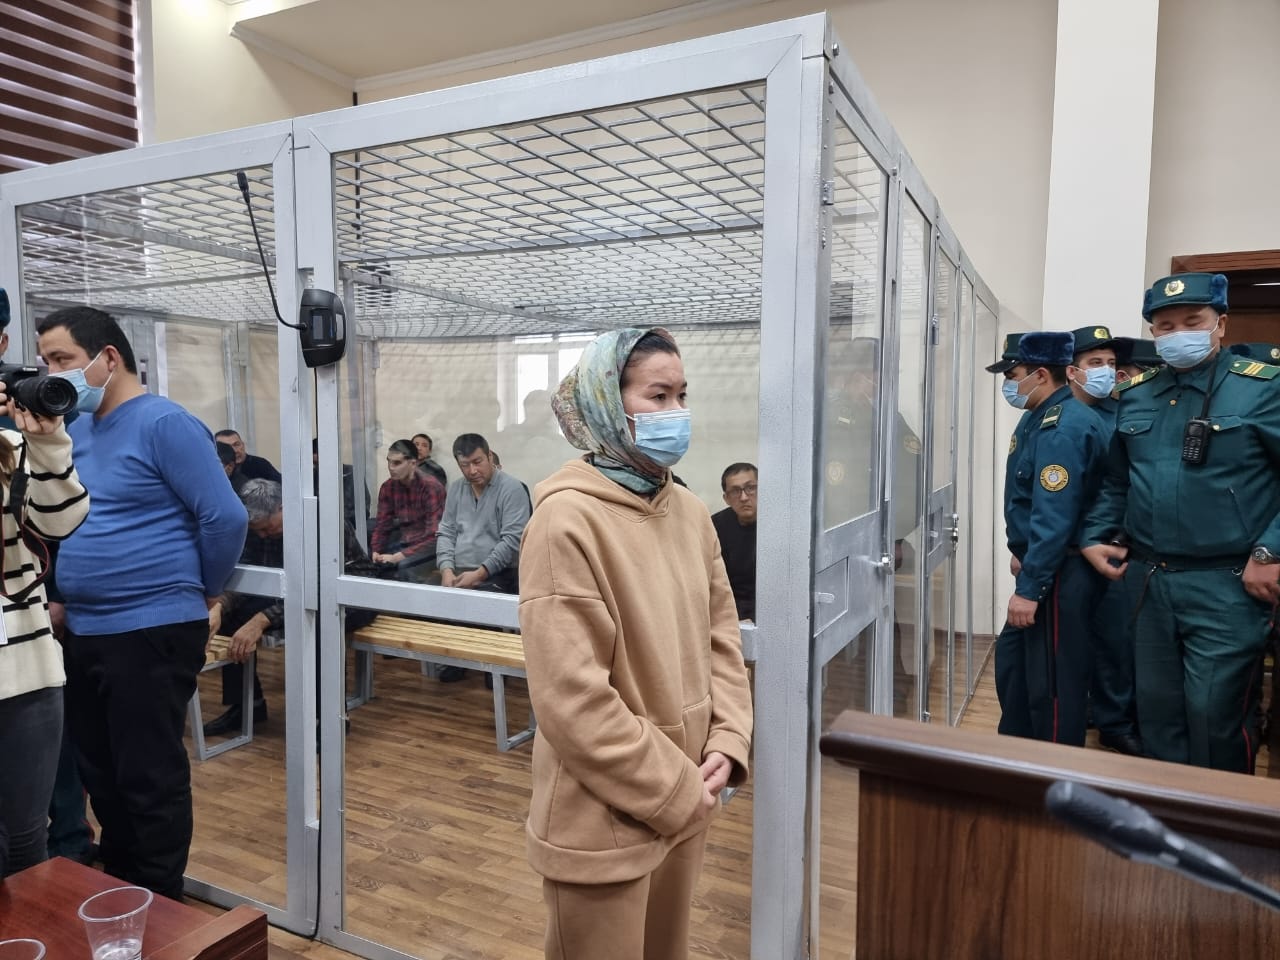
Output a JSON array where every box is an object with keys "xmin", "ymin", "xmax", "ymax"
[{"xmin": 519, "ymin": 327, "xmax": 753, "ymax": 960}]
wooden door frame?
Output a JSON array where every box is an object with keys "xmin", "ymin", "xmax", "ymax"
[{"xmin": 1171, "ymin": 249, "xmax": 1280, "ymax": 310}]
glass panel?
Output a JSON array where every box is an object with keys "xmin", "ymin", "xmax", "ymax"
[
  {"xmin": 971, "ymin": 298, "xmax": 1001, "ymax": 692},
  {"xmin": 332, "ymin": 85, "xmax": 764, "ymax": 957},
  {"xmin": 892, "ymin": 200, "xmax": 929, "ymax": 718},
  {"xmin": 15, "ymin": 167, "xmax": 293, "ymax": 911},
  {"xmin": 159, "ymin": 321, "xmax": 227, "ymax": 430},
  {"xmin": 822, "ymin": 119, "xmax": 887, "ymax": 530},
  {"xmin": 248, "ymin": 327, "xmax": 282, "ymax": 467},
  {"xmin": 815, "ymin": 623, "xmax": 872, "ymax": 960},
  {"xmin": 952, "ymin": 276, "xmax": 976, "ymax": 722},
  {"xmin": 922, "ymin": 251, "xmax": 956, "ymax": 718}
]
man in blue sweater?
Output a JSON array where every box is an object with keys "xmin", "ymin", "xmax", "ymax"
[{"xmin": 37, "ymin": 307, "xmax": 247, "ymax": 901}]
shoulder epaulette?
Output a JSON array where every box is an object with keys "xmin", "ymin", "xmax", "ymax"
[
  {"xmin": 1228, "ymin": 358, "xmax": 1280, "ymax": 380},
  {"xmin": 1040, "ymin": 404, "xmax": 1062, "ymax": 429},
  {"xmin": 1117, "ymin": 367, "xmax": 1160, "ymax": 392}
]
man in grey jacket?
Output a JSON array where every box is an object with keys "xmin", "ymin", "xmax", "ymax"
[{"xmin": 436, "ymin": 433, "xmax": 531, "ymax": 595}]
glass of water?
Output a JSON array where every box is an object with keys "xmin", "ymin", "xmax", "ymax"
[
  {"xmin": 78, "ymin": 886, "xmax": 153, "ymax": 960},
  {"xmin": 0, "ymin": 940, "xmax": 45, "ymax": 960}
]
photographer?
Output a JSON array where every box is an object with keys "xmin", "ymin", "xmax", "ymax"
[{"xmin": 0, "ymin": 369, "xmax": 90, "ymax": 877}]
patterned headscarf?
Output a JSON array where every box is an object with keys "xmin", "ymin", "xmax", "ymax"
[{"xmin": 552, "ymin": 327, "xmax": 677, "ymax": 494}]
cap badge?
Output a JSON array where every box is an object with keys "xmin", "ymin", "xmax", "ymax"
[
  {"xmin": 1093, "ymin": 327, "xmax": 1108, "ymax": 340},
  {"xmin": 1164, "ymin": 279, "xmax": 1185, "ymax": 297}
]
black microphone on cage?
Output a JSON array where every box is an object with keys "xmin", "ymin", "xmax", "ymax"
[
  {"xmin": 236, "ymin": 170, "xmax": 305, "ymax": 331},
  {"xmin": 1044, "ymin": 780, "xmax": 1280, "ymax": 913}
]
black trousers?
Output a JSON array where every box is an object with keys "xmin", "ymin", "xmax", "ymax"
[
  {"xmin": 995, "ymin": 554, "xmax": 1100, "ymax": 746},
  {"xmin": 218, "ymin": 604, "xmax": 268, "ymax": 707},
  {"xmin": 63, "ymin": 620, "xmax": 207, "ymax": 901}
]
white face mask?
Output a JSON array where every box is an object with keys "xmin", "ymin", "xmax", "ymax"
[
  {"xmin": 1155, "ymin": 325, "xmax": 1218, "ymax": 369},
  {"xmin": 1073, "ymin": 366, "xmax": 1116, "ymax": 399}
]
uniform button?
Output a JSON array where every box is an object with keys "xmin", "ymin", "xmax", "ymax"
[
  {"xmin": 1169, "ymin": 399, "xmax": 1177, "ymax": 405},
  {"xmin": 1212, "ymin": 424, "xmax": 1220, "ymax": 431}
]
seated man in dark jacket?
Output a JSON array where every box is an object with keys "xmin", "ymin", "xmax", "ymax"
[
  {"xmin": 711, "ymin": 462, "xmax": 757, "ymax": 622},
  {"xmin": 204, "ymin": 479, "xmax": 377, "ymax": 735}
]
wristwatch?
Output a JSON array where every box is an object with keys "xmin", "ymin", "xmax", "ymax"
[{"xmin": 1251, "ymin": 545, "xmax": 1280, "ymax": 565}]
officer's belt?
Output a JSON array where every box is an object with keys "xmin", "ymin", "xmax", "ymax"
[{"xmin": 1127, "ymin": 546, "xmax": 1246, "ymax": 572}]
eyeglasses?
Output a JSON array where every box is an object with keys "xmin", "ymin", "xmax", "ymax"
[{"xmin": 726, "ymin": 483, "xmax": 758, "ymax": 499}]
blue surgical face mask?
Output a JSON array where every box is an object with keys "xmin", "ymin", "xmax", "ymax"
[
  {"xmin": 1155, "ymin": 325, "xmax": 1218, "ymax": 369},
  {"xmin": 1001, "ymin": 374, "xmax": 1033, "ymax": 410},
  {"xmin": 627, "ymin": 408, "xmax": 691, "ymax": 467},
  {"xmin": 1075, "ymin": 366, "xmax": 1116, "ymax": 399},
  {"xmin": 53, "ymin": 350, "xmax": 110, "ymax": 413}
]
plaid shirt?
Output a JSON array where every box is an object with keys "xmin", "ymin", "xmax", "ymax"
[{"xmin": 371, "ymin": 471, "xmax": 445, "ymax": 558}]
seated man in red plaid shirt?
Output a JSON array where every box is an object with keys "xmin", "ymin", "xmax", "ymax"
[{"xmin": 371, "ymin": 438, "xmax": 446, "ymax": 581}]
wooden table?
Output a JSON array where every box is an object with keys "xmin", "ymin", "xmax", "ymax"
[{"xmin": 0, "ymin": 859, "xmax": 266, "ymax": 960}]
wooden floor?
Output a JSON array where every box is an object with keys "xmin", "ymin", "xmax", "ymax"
[
  {"xmin": 183, "ymin": 632, "xmax": 1274, "ymax": 960},
  {"xmin": 186, "ymin": 649, "xmax": 753, "ymax": 960},
  {"xmin": 958, "ymin": 647, "xmax": 1279, "ymax": 777}
]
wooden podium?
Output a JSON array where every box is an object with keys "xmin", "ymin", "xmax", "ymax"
[{"xmin": 820, "ymin": 712, "xmax": 1280, "ymax": 959}]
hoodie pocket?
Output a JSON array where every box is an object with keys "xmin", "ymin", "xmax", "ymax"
[{"xmin": 678, "ymin": 695, "xmax": 714, "ymax": 764}]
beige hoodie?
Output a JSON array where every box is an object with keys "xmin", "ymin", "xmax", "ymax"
[{"xmin": 519, "ymin": 458, "xmax": 753, "ymax": 884}]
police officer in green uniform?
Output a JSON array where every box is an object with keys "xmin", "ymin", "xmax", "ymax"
[
  {"xmin": 1081, "ymin": 273, "xmax": 1280, "ymax": 772},
  {"xmin": 1113, "ymin": 336, "xmax": 1164, "ymax": 386},
  {"xmin": 991, "ymin": 331, "xmax": 1109, "ymax": 744},
  {"xmin": 1065, "ymin": 326, "xmax": 1143, "ymax": 755},
  {"xmin": 1230, "ymin": 342, "xmax": 1280, "ymax": 364}
]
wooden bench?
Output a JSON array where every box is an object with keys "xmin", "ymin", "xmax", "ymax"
[
  {"xmin": 187, "ymin": 635, "xmax": 256, "ymax": 762},
  {"xmin": 350, "ymin": 615, "xmax": 535, "ymax": 752}
]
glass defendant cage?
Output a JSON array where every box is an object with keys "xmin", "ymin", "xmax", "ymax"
[{"xmin": 0, "ymin": 15, "xmax": 1000, "ymax": 959}]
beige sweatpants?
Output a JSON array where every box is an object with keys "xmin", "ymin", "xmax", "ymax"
[{"xmin": 542, "ymin": 829, "xmax": 709, "ymax": 960}]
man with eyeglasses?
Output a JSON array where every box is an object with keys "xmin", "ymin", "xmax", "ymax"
[{"xmin": 711, "ymin": 462, "xmax": 758, "ymax": 622}]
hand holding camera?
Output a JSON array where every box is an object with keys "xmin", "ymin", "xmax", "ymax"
[{"xmin": 0, "ymin": 363, "xmax": 77, "ymax": 434}]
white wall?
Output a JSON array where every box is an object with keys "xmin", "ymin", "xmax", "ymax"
[
  {"xmin": 1145, "ymin": 0, "xmax": 1280, "ymax": 283},
  {"xmin": 1041, "ymin": 0, "xmax": 1159, "ymax": 337},
  {"xmin": 144, "ymin": 0, "xmax": 350, "ymax": 144}
]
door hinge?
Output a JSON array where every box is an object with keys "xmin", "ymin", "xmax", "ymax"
[{"xmin": 821, "ymin": 179, "xmax": 836, "ymax": 206}]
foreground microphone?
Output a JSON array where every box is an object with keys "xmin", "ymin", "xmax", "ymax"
[{"xmin": 1045, "ymin": 780, "xmax": 1280, "ymax": 912}]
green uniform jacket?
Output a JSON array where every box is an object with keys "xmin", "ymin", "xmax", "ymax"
[
  {"xmin": 1081, "ymin": 350, "xmax": 1280, "ymax": 558},
  {"xmin": 1004, "ymin": 385, "xmax": 1109, "ymax": 601}
]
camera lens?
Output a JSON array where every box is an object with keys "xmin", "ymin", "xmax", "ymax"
[{"xmin": 11, "ymin": 374, "xmax": 78, "ymax": 418}]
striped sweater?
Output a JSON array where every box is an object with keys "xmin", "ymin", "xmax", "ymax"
[{"xmin": 0, "ymin": 426, "xmax": 89, "ymax": 701}]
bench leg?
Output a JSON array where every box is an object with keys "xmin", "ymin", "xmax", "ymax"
[
  {"xmin": 492, "ymin": 672, "xmax": 535, "ymax": 752},
  {"xmin": 349, "ymin": 648, "xmax": 373, "ymax": 709},
  {"xmin": 194, "ymin": 652, "xmax": 256, "ymax": 761}
]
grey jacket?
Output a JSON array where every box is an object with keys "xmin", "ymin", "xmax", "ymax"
[{"xmin": 435, "ymin": 470, "xmax": 531, "ymax": 575}]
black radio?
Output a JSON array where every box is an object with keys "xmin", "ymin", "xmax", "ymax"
[{"xmin": 1181, "ymin": 416, "xmax": 1211, "ymax": 465}]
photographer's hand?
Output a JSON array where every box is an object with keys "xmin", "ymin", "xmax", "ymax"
[
  {"xmin": 4, "ymin": 380, "xmax": 62, "ymax": 435},
  {"xmin": 11, "ymin": 405, "xmax": 61, "ymax": 436}
]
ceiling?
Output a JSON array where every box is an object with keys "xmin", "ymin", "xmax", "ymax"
[{"xmin": 226, "ymin": 0, "xmax": 775, "ymax": 88}]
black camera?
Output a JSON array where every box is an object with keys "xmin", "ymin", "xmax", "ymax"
[{"xmin": 0, "ymin": 363, "xmax": 78, "ymax": 419}]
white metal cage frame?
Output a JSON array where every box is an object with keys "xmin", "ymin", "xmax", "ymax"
[{"xmin": 0, "ymin": 15, "xmax": 1006, "ymax": 960}]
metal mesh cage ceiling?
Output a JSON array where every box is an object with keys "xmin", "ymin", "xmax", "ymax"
[
  {"xmin": 15, "ymin": 82, "xmax": 889, "ymax": 338},
  {"xmin": 19, "ymin": 168, "xmax": 280, "ymax": 325}
]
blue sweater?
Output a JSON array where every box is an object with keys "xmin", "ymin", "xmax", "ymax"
[{"xmin": 58, "ymin": 393, "xmax": 248, "ymax": 635}]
